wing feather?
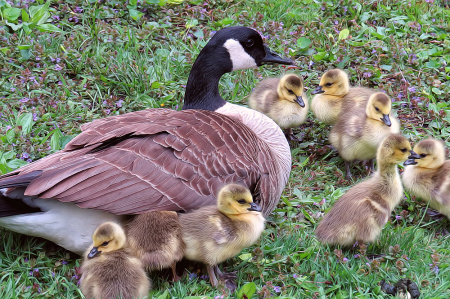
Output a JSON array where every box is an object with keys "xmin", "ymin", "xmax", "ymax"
[{"xmin": 0, "ymin": 109, "xmax": 280, "ymax": 215}]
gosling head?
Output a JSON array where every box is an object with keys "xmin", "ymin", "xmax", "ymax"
[
  {"xmin": 277, "ymin": 74, "xmax": 305, "ymax": 107},
  {"xmin": 366, "ymin": 92, "xmax": 392, "ymax": 127},
  {"xmin": 404, "ymin": 138, "xmax": 445, "ymax": 168},
  {"xmin": 87, "ymin": 222, "xmax": 126, "ymax": 259},
  {"xmin": 311, "ymin": 69, "xmax": 349, "ymax": 96},
  {"xmin": 377, "ymin": 134, "xmax": 412, "ymax": 165},
  {"xmin": 217, "ymin": 184, "xmax": 261, "ymax": 215}
]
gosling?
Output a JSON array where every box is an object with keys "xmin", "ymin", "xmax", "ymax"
[
  {"xmin": 179, "ymin": 184, "xmax": 265, "ymax": 287},
  {"xmin": 402, "ymin": 138, "xmax": 450, "ymax": 220},
  {"xmin": 126, "ymin": 211, "xmax": 185, "ymax": 281},
  {"xmin": 248, "ymin": 74, "xmax": 308, "ymax": 142},
  {"xmin": 80, "ymin": 222, "xmax": 151, "ymax": 299},
  {"xmin": 329, "ymin": 92, "xmax": 400, "ymax": 180},
  {"xmin": 315, "ymin": 134, "xmax": 413, "ymax": 246},
  {"xmin": 311, "ymin": 69, "xmax": 378, "ymax": 125}
]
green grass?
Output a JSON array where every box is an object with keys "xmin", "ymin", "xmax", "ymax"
[{"xmin": 1, "ymin": 0, "xmax": 450, "ymax": 298}]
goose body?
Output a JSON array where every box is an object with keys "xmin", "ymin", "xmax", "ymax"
[
  {"xmin": 126, "ymin": 211, "xmax": 185, "ymax": 281},
  {"xmin": 248, "ymin": 74, "xmax": 308, "ymax": 141},
  {"xmin": 179, "ymin": 184, "xmax": 265, "ymax": 287},
  {"xmin": 329, "ymin": 92, "xmax": 400, "ymax": 179},
  {"xmin": 0, "ymin": 26, "xmax": 293, "ymax": 255},
  {"xmin": 402, "ymin": 138, "xmax": 450, "ymax": 219},
  {"xmin": 80, "ymin": 222, "xmax": 151, "ymax": 299},
  {"xmin": 315, "ymin": 134, "xmax": 412, "ymax": 246}
]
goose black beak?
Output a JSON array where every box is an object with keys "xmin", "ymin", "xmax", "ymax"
[
  {"xmin": 381, "ymin": 114, "xmax": 391, "ymax": 127},
  {"xmin": 248, "ymin": 202, "xmax": 262, "ymax": 212},
  {"xmin": 408, "ymin": 150, "xmax": 420, "ymax": 160},
  {"xmin": 260, "ymin": 45, "xmax": 294, "ymax": 65},
  {"xmin": 295, "ymin": 95, "xmax": 305, "ymax": 107},
  {"xmin": 404, "ymin": 159, "xmax": 418, "ymax": 166},
  {"xmin": 88, "ymin": 247, "xmax": 101, "ymax": 259},
  {"xmin": 311, "ymin": 85, "xmax": 324, "ymax": 95}
]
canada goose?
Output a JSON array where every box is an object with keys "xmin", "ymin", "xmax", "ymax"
[
  {"xmin": 329, "ymin": 92, "xmax": 400, "ymax": 180},
  {"xmin": 126, "ymin": 211, "xmax": 185, "ymax": 281},
  {"xmin": 179, "ymin": 184, "xmax": 265, "ymax": 287},
  {"xmin": 248, "ymin": 74, "xmax": 308, "ymax": 142},
  {"xmin": 310, "ymin": 69, "xmax": 382, "ymax": 125},
  {"xmin": 315, "ymin": 134, "xmax": 413, "ymax": 246},
  {"xmin": 0, "ymin": 26, "xmax": 293, "ymax": 255},
  {"xmin": 80, "ymin": 222, "xmax": 151, "ymax": 299},
  {"xmin": 402, "ymin": 138, "xmax": 450, "ymax": 219}
]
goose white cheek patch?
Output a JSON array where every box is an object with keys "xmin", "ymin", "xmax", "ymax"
[{"xmin": 223, "ymin": 39, "xmax": 258, "ymax": 71}]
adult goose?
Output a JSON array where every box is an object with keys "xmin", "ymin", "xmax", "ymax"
[{"xmin": 0, "ymin": 27, "xmax": 293, "ymax": 255}]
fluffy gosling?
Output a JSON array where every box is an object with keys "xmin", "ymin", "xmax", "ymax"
[
  {"xmin": 248, "ymin": 74, "xmax": 308, "ymax": 142},
  {"xmin": 329, "ymin": 92, "xmax": 400, "ymax": 179},
  {"xmin": 315, "ymin": 134, "xmax": 413, "ymax": 246},
  {"xmin": 80, "ymin": 222, "xmax": 151, "ymax": 299},
  {"xmin": 402, "ymin": 138, "xmax": 450, "ymax": 220},
  {"xmin": 179, "ymin": 184, "xmax": 265, "ymax": 287},
  {"xmin": 126, "ymin": 211, "xmax": 185, "ymax": 281}
]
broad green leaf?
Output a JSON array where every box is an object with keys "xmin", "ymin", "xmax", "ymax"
[
  {"xmin": 4, "ymin": 7, "xmax": 21, "ymax": 21},
  {"xmin": 5, "ymin": 21, "xmax": 23, "ymax": 31},
  {"xmin": 21, "ymin": 9, "xmax": 29, "ymax": 22},
  {"xmin": 239, "ymin": 253, "xmax": 252, "ymax": 260},
  {"xmin": 6, "ymin": 129, "xmax": 15, "ymax": 144},
  {"xmin": 36, "ymin": 24, "xmax": 63, "ymax": 32},
  {"xmin": 30, "ymin": 0, "xmax": 51, "ymax": 24},
  {"xmin": 237, "ymin": 282, "xmax": 256, "ymax": 299},
  {"xmin": 50, "ymin": 129, "xmax": 62, "ymax": 151},
  {"xmin": 156, "ymin": 290, "xmax": 169, "ymax": 299},
  {"xmin": 380, "ymin": 64, "xmax": 392, "ymax": 71},
  {"xmin": 129, "ymin": 0, "xmax": 138, "ymax": 5},
  {"xmin": 146, "ymin": 0, "xmax": 159, "ymax": 3},
  {"xmin": 338, "ymin": 29, "xmax": 349, "ymax": 40},
  {"xmin": 297, "ymin": 37, "xmax": 311, "ymax": 49},
  {"xmin": 0, "ymin": 47, "xmax": 9, "ymax": 54},
  {"xmin": 7, "ymin": 159, "xmax": 29, "ymax": 169},
  {"xmin": 129, "ymin": 9, "xmax": 143, "ymax": 21},
  {"xmin": 2, "ymin": 151, "xmax": 16, "ymax": 160},
  {"xmin": 215, "ymin": 17, "xmax": 233, "ymax": 26},
  {"xmin": 16, "ymin": 113, "xmax": 34, "ymax": 135},
  {"xmin": 185, "ymin": 19, "xmax": 198, "ymax": 29}
]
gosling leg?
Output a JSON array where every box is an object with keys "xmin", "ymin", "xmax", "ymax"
[
  {"xmin": 206, "ymin": 265, "xmax": 218, "ymax": 287},
  {"xmin": 368, "ymin": 159, "xmax": 375, "ymax": 174},
  {"xmin": 171, "ymin": 262, "xmax": 181, "ymax": 282},
  {"xmin": 214, "ymin": 265, "xmax": 237, "ymax": 280},
  {"xmin": 345, "ymin": 160, "xmax": 352, "ymax": 180}
]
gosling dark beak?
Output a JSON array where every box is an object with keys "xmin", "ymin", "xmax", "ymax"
[
  {"xmin": 408, "ymin": 150, "xmax": 420, "ymax": 160},
  {"xmin": 260, "ymin": 45, "xmax": 294, "ymax": 65},
  {"xmin": 248, "ymin": 202, "xmax": 262, "ymax": 212},
  {"xmin": 294, "ymin": 95, "xmax": 305, "ymax": 107},
  {"xmin": 87, "ymin": 247, "xmax": 101, "ymax": 259},
  {"xmin": 311, "ymin": 85, "xmax": 324, "ymax": 95},
  {"xmin": 381, "ymin": 114, "xmax": 391, "ymax": 127},
  {"xmin": 404, "ymin": 150, "xmax": 420, "ymax": 166}
]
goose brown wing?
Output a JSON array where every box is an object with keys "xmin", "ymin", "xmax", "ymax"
[{"xmin": 0, "ymin": 109, "xmax": 278, "ymax": 215}]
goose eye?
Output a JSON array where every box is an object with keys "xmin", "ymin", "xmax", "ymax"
[
  {"xmin": 420, "ymin": 153, "xmax": 427, "ymax": 158},
  {"xmin": 375, "ymin": 107, "xmax": 380, "ymax": 112},
  {"xmin": 325, "ymin": 82, "xmax": 333, "ymax": 87},
  {"xmin": 287, "ymin": 89, "xmax": 294, "ymax": 94},
  {"xmin": 246, "ymin": 39, "xmax": 254, "ymax": 47},
  {"xmin": 237, "ymin": 199, "xmax": 246, "ymax": 204},
  {"xmin": 101, "ymin": 241, "xmax": 109, "ymax": 246},
  {"xmin": 400, "ymin": 148, "xmax": 407, "ymax": 153}
]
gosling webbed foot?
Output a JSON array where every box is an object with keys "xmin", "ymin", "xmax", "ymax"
[
  {"xmin": 344, "ymin": 161, "xmax": 352, "ymax": 180},
  {"xmin": 284, "ymin": 128, "xmax": 302, "ymax": 143}
]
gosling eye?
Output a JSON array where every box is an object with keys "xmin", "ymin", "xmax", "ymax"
[
  {"xmin": 287, "ymin": 89, "xmax": 294, "ymax": 94},
  {"xmin": 420, "ymin": 153, "xmax": 427, "ymax": 158},
  {"xmin": 246, "ymin": 39, "xmax": 254, "ymax": 47},
  {"xmin": 375, "ymin": 107, "xmax": 380, "ymax": 112},
  {"xmin": 400, "ymin": 148, "xmax": 407, "ymax": 153},
  {"xmin": 101, "ymin": 241, "xmax": 109, "ymax": 247},
  {"xmin": 325, "ymin": 82, "xmax": 333, "ymax": 87},
  {"xmin": 237, "ymin": 199, "xmax": 246, "ymax": 204}
]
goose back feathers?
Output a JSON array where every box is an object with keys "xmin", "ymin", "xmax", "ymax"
[{"xmin": 0, "ymin": 109, "xmax": 281, "ymax": 215}]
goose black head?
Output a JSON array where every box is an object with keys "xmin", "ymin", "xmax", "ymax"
[{"xmin": 183, "ymin": 26, "xmax": 294, "ymax": 111}]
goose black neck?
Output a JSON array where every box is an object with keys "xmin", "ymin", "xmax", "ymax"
[{"xmin": 182, "ymin": 47, "xmax": 231, "ymax": 111}]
